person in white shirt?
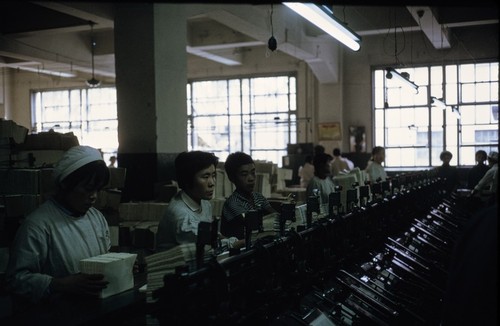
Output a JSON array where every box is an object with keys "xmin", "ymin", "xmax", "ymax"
[
  {"xmin": 307, "ymin": 153, "xmax": 337, "ymax": 206},
  {"xmin": 298, "ymin": 155, "xmax": 315, "ymax": 188},
  {"xmin": 156, "ymin": 151, "xmax": 242, "ymax": 251},
  {"xmin": 365, "ymin": 146, "xmax": 387, "ymax": 182},
  {"xmin": 331, "ymin": 148, "xmax": 352, "ymax": 176},
  {"xmin": 471, "ymin": 151, "xmax": 498, "ymax": 204},
  {"xmin": 6, "ymin": 146, "xmax": 111, "ymax": 311}
]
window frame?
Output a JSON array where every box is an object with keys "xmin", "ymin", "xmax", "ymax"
[
  {"xmin": 187, "ymin": 73, "xmax": 298, "ymax": 166},
  {"xmin": 373, "ymin": 61, "xmax": 498, "ymax": 168},
  {"xmin": 31, "ymin": 87, "xmax": 118, "ymax": 160}
]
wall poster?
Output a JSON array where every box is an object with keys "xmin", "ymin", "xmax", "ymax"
[{"xmin": 318, "ymin": 122, "xmax": 341, "ymax": 141}]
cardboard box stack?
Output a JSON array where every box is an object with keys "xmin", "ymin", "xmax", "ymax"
[
  {"xmin": 0, "ymin": 119, "xmax": 29, "ymax": 168},
  {"xmin": 118, "ymin": 202, "xmax": 169, "ymax": 250}
]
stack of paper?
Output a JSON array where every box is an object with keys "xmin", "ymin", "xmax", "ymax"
[
  {"xmin": 79, "ymin": 252, "xmax": 137, "ymax": 298},
  {"xmin": 144, "ymin": 243, "xmax": 197, "ymax": 302}
]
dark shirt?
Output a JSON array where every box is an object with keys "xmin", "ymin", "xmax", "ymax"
[
  {"xmin": 467, "ymin": 163, "xmax": 490, "ymax": 189},
  {"xmin": 221, "ymin": 190, "xmax": 271, "ymax": 239},
  {"xmin": 441, "ymin": 204, "xmax": 497, "ymax": 326},
  {"xmin": 436, "ymin": 165, "xmax": 459, "ymax": 193}
]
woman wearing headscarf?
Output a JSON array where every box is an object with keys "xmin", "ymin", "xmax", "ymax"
[{"xmin": 5, "ymin": 145, "xmax": 111, "ymax": 311}]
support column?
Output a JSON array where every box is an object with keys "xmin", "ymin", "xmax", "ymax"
[{"xmin": 115, "ymin": 4, "xmax": 187, "ymax": 201}]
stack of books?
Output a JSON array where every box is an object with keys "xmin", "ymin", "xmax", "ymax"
[
  {"xmin": 79, "ymin": 252, "xmax": 137, "ymax": 298},
  {"xmin": 143, "ymin": 243, "xmax": 198, "ymax": 302}
]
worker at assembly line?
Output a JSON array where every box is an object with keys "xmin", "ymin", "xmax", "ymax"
[{"xmin": 6, "ymin": 146, "xmax": 112, "ymax": 313}]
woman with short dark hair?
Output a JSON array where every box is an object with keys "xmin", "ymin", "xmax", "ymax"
[{"xmin": 156, "ymin": 151, "xmax": 242, "ymax": 251}]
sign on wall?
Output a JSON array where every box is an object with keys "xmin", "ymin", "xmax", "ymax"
[{"xmin": 318, "ymin": 122, "xmax": 341, "ymax": 141}]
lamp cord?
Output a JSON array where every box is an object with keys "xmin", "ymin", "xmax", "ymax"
[
  {"xmin": 90, "ymin": 25, "xmax": 96, "ymax": 78},
  {"xmin": 270, "ymin": 4, "xmax": 274, "ymax": 37}
]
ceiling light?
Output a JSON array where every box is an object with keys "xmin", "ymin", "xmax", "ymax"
[
  {"xmin": 385, "ymin": 67, "xmax": 419, "ymax": 94},
  {"xmin": 431, "ymin": 96, "xmax": 447, "ymax": 110},
  {"xmin": 11, "ymin": 66, "xmax": 76, "ymax": 78},
  {"xmin": 283, "ymin": 2, "xmax": 361, "ymax": 51},
  {"xmin": 451, "ymin": 106, "xmax": 461, "ymax": 119}
]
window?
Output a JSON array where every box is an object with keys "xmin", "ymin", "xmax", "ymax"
[
  {"xmin": 374, "ymin": 62, "xmax": 498, "ymax": 168},
  {"xmin": 187, "ymin": 75, "xmax": 297, "ymax": 166},
  {"xmin": 32, "ymin": 87, "xmax": 118, "ymax": 160}
]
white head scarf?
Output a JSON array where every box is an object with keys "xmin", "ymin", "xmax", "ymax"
[{"xmin": 53, "ymin": 145, "xmax": 104, "ymax": 183}]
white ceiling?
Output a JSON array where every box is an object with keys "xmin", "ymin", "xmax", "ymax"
[{"xmin": 0, "ymin": 2, "xmax": 497, "ymax": 84}]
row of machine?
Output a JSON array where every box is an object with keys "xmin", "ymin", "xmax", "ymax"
[{"xmin": 149, "ymin": 170, "xmax": 473, "ymax": 325}]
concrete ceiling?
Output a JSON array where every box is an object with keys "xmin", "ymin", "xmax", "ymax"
[{"xmin": 0, "ymin": 2, "xmax": 498, "ymax": 84}]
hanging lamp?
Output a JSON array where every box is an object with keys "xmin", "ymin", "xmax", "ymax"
[{"xmin": 86, "ymin": 21, "xmax": 101, "ymax": 87}]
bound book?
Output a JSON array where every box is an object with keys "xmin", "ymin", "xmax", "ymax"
[{"xmin": 79, "ymin": 252, "xmax": 137, "ymax": 298}]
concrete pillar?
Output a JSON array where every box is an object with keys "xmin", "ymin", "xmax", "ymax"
[{"xmin": 114, "ymin": 3, "xmax": 187, "ymax": 201}]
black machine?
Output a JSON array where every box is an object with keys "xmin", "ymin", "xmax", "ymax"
[{"xmin": 150, "ymin": 171, "xmax": 476, "ymax": 325}]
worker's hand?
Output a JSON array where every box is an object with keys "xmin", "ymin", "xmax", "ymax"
[
  {"xmin": 232, "ymin": 239, "xmax": 246, "ymax": 250},
  {"xmin": 51, "ymin": 273, "xmax": 109, "ymax": 297}
]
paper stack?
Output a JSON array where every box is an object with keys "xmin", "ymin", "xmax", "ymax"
[
  {"xmin": 144, "ymin": 243, "xmax": 197, "ymax": 302},
  {"xmin": 79, "ymin": 252, "xmax": 137, "ymax": 298}
]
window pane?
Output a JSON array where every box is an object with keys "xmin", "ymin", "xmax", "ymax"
[
  {"xmin": 385, "ymin": 109, "xmax": 401, "ymax": 127},
  {"xmin": 476, "ymin": 105, "xmax": 491, "ymax": 124},
  {"xmin": 416, "ymin": 147, "xmax": 429, "ymax": 166},
  {"xmin": 385, "ymin": 148, "xmax": 400, "ymax": 166},
  {"xmin": 475, "ymin": 63, "xmax": 491, "ymax": 82},
  {"xmin": 387, "ymin": 127, "xmax": 415, "ymax": 146},
  {"xmin": 374, "ymin": 70, "xmax": 385, "ymax": 108},
  {"xmin": 192, "ymin": 116, "xmax": 229, "ymax": 151},
  {"xmin": 476, "ymin": 83, "xmax": 490, "ymax": 102},
  {"xmin": 460, "ymin": 64, "xmax": 475, "ymax": 83},
  {"xmin": 188, "ymin": 75, "xmax": 296, "ymax": 167},
  {"xmin": 491, "ymin": 82, "xmax": 499, "ymax": 101},
  {"xmin": 461, "ymin": 83, "xmax": 475, "ymax": 102}
]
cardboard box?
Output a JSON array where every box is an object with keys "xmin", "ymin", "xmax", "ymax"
[
  {"xmin": 14, "ymin": 150, "xmax": 64, "ymax": 168},
  {"xmin": 133, "ymin": 222, "xmax": 159, "ymax": 250},
  {"xmin": 0, "ymin": 168, "xmax": 54, "ymax": 196},
  {"xmin": 22, "ymin": 131, "xmax": 78, "ymax": 151},
  {"xmin": 118, "ymin": 202, "xmax": 169, "ymax": 222}
]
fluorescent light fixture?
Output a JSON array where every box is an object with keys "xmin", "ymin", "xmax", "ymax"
[
  {"xmin": 283, "ymin": 2, "xmax": 361, "ymax": 51},
  {"xmin": 385, "ymin": 68, "xmax": 419, "ymax": 94},
  {"xmin": 431, "ymin": 96, "xmax": 447, "ymax": 110},
  {"xmin": 186, "ymin": 46, "xmax": 241, "ymax": 66},
  {"xmin": 11, "ymin": 65, "xmax": 76, "ymax": 78},
  {"xmin": 451, "ymin": 106, "xmax": 461, "ymax": 119}
]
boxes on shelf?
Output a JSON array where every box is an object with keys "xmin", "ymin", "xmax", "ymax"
[
  {"xmin": 276, "ymin": 168, "xmax": 293, "ymax": 191},
  {"xmin": 118, "ymin": 202, "xmax": 169, "ymax": 222},
  {"xmin": 22, "ymin": 131, "xmax": 79, "ymax": 151},
  {"xmin": 13, "ymin": 150, "xmax": 65, "ymax": 168},
  {"xmin": 215, "ymin": 168, "xmax": 233, "ymax": 199},
  {"xmin": 0, "ymin": 168, "xmax": 55, "ymax": 205},
  {"xmin": 0, "ymin": 119, "xmax": 28, "ymax": 145},
  {"xmin": 95, "ymin": 189, "xmax": 122, "ymax": 211}
]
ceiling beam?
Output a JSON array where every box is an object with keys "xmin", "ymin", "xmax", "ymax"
[
  {"xmin": 199, "ymin": 4, "xmax": 342, "ymax": 83},
  {"xmin": 407, "ymin": 6, "xmax": 451, "ymax": 49}
]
